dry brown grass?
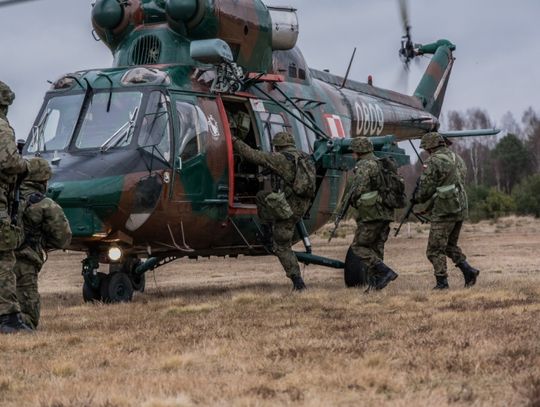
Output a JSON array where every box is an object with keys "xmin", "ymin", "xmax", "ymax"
[{"xmin": 0, "ymin": 217, "xmax": 539, "ymax": 406}]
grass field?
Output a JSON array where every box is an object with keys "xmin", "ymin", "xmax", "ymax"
[{"xmin": 0, "ymin": 217, "xmax": 539, "ymax": 406}]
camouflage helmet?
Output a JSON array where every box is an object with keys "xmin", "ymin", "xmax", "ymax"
[
  {"xmin": 420, "ymin": 132, "xmax": 445, "ymax": 150},
  {"xmin": 0, "ymin": 81, "xmax": 15, "ymax": 106},
  {"xmin": 272, "ymin": 132, "xmax": 295, "ymax": 148},
  {"xmin": 27, "ymin": 157, "xmax": 52, "ymax": 182},
  {"xmin": 350, "ymin": 137, "xmax": 374, "ymax": 154}
]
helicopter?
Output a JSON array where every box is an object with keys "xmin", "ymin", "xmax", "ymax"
[{"xmin": 13, "ymin": 0, "xmax": 498, "ymax": 302}]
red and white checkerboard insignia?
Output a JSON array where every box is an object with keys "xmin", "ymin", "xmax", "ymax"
[{"xmin": 324, "ymin": 114, "xmax": 346, "ymax": 138}]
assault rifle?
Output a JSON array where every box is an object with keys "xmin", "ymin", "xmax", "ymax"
[
  {"xmin": 328, "ymin": 183, "xmax": 356, "ymax": 243},
  {"xmin": 394, "ymin": 179, "xmax": 428, "ymax": 237},
  {"xmin": 10, "ymin": 139, "xmax": 26, "ymax": 226}
]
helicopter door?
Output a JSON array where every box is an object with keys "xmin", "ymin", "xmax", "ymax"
[
  {"xmin": 172, "ymin": 97, "xmax": 208, "ymax": 200},
  {"xmin": 219, "ymin": 97, "xmax": 264, "ymax": 209}
]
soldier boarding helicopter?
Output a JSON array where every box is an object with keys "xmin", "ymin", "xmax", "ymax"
[{"xmin": 18, "ymin": 0, "xmax": 498, "ymax": 302}]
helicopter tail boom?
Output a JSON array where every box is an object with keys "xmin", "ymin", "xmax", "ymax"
[{"xmin": 413, "ymin": 40, "xmax": 456, "ymax": 118}]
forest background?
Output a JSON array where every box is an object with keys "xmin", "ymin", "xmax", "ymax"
[{"xmin": 400, "ymin": 107, "xmax": 540, "ymax": 221}]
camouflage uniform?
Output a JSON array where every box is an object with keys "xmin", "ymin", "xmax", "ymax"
[
  {"xmin": 14, "ymin": 158, "xmax": 72, "ymax": 328},
  {"xmin": 417, "ymin": 132, "xmax": 479, "ymax": 288},
  {"xmin": 232, "ymin": 133, "xmax": 312, "ymax": 289},
  {"xmin": 0, "ymin": 81, "xmax": 30, "ymax": 332},
  {"xmin": 345, "ymin": 137, "xmax": 398, "ymax": 290}
]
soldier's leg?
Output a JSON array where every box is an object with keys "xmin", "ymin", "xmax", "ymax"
[
  {"xmin": 351, "ymin": 221, "xmax": 381, "ymax": 270},
  {"xmin": 445, "ymin": 221, "xmax": 466, "ymax": 264},
  {"xmin": 273, "ymin": 218, "xmax": 301, "ymax": 279},
  {"xmin": 446, "ymin": 221, "xmax": 480, "ymax": 287},
  {"xmin": 0, "ymin": 250, "xmax": 20, "ymax": 317},
  {"xmin": 427, "ymin": 222, "xmax": 453, "ymax": 289},
  {"xmin": 14, "ymin": 258, "xmax": 40, "ymax": 329},
  {"xmin": 373, "ymin": 221, "xmax": 391, "ymax": 261}
]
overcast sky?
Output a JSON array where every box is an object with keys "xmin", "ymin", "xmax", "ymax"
[{"xmin": 1, "ymin": 0, "xmax": 539, "ymax": 137}]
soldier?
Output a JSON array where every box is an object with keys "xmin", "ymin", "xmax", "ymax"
[
  {"xmin": 345, "ymin": 137, "xmax": 398, "ymax": 290},
  {"xmin": 415, "ymin": 132, "xmax": 479, "ymax": 289},
  {"xmin": 14, "ymin": 157, "xmax": 72, "ymax": 329},
  {"xmin": 0, "ymin": 81, "xmax": 31, "ymax": 333},
  {"xmin": 232, "ymin": 132, "xmax": 314, "ymax": 291}
]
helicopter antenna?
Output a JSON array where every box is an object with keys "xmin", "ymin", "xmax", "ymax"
[{"xmin": 340, "ymin": 47, "xmax": 357, "ymax": 89}]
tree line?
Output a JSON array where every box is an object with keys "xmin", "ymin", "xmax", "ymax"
[{"xmin": 400, "ymin": 107, "xmax": 540, "ymax": 221}]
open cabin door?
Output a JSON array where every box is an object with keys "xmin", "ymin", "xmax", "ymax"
[{"xmin": 217, "ymin": 96, "xmax": 293, "ymax": 214}]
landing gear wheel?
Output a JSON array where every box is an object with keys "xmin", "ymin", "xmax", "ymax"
[
  {"xmin": 344, "ymin": 247, "xmax": 368, "ymax": 287},
  {"xmin": 82, "ymin": 272, "xmax": 106, "ymax": 303},
  {"xmin": 130, "ymin": 273, "xmax": 145, "ymax": 292},
  {"xmin": 101, "ymin": 272, "xmax": 134, "ymax": 303}
]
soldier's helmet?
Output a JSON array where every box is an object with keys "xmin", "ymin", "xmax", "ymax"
[
  {"xmin": 0, "ymin": 81, "xmax": 15, "ymax": 106},
  {"xmin": 420, "ymin": 132, "xmax": 445, "ymax": 150},
  {"xmin": 27, "ymin": 157, "xmax": 52, "ymax": 182},
  {"xmin": 272, "ymin": 132, "xmax": 295, "ymax": 148},
  {"xmin": 350, "ymin": 137, "xmax": 374, "ymax": 154}
]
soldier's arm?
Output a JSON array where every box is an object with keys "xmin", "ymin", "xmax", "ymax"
[
  {"xmin": 42, "ymin": 200, "xmax": 72, "ymax": 249},
  {"xmin": 416, "ymin": 158, "xmax": 441, "ymax": 203},
  {"xmin": 0, "ymin": 119, "xmax": 28, "ymax": 175},
  {"xmin": 232, "ymin": 137, "xmax": 290, "ymax": 176}
]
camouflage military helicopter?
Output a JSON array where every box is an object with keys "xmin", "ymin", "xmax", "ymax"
[{"xmin": 17, "ymin": 0, "xmax": 497, "ymax": 302}]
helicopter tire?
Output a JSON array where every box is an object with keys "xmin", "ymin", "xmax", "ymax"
[
  {"xmin": 344, "ymin": 247, "xmax": 368, "ymax": 287},
  {"xmin": 82, "ymin": 272, "xmax": 106, "ymax": 303},
  {"xmin": 101, "ymin": 272, "xmax": 134, "ymax": 303},
  {"xmin": 130, "ymin": 273, "xmax": 145, "ymax": 292}
]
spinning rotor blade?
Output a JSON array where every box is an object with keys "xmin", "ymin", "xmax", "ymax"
[
  {"xmin": 398, "ymin": 0, "xmax": 410, "ymax": 36},
  {"xmin": 0, "ymin": 0, "xmax": 41, "ymax": 7}
]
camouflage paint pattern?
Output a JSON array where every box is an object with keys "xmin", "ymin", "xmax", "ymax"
[{"xmin": 24, "ymin": 1, "xmax": 458, "ymax": 271}]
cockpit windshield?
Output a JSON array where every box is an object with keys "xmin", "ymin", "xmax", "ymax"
[
  {"xmin": 28, "ymin": 93, "xmax": 84, "ymax": 153},
  {"xmin": 28, "ymin": 90, "xmax": 144, "ymax": 153},
  {"xmin": 76, "ymin": 91, "xmax": 143, "ymax": 149}
]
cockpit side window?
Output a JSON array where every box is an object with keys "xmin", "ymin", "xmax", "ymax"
[
  {"xmin": 259, "ymin": 112, "xmax": 291, "ymax": 150},
  {"xmin": 28, "ymin": 93, "xmax": 84, "ymax": 153},
  {"xmin": 175, "ymin": 101, "xmax": 208, "ymax": 161},
  {"xmin": 138, "ymin": 91, "xmax": 171, "ymax": 162}
]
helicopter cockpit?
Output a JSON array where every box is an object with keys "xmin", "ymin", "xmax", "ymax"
[{"xmin": 27, "ymin": 88, "xmax": 175, "ymax": 166}]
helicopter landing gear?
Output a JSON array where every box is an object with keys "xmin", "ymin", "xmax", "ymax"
[
  {"xmin": 100, "ymin": 272, "xmax": 134, "ymax": 303},
  {"xmin": 344, "ymin": 247, "xmax": 368, "ymax": 287},
  {"xmin": 81, "ymin": 256, "xmax": 145, "ymax": 303}
]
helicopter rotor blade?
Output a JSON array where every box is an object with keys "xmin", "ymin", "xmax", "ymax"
[
  {"xmin": 398, "ymin": 0, "xmax": 410, "ymax": 36},
  {"xmin": 0, "ymin": 0, "xmax": 41, "ymax": 8}
]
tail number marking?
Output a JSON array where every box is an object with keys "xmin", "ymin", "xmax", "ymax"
[{"xmin": 355, "ymin": 102, "xmax": 384, "ymax": 136}]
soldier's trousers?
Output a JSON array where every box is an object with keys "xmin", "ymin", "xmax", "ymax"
[
  {"xmin": 427, "ymin": 221, "xmax": 467, "ymax": 277},
  {"xmin": 0, "ymin": 250, "xmax": 20, "ymax": 316},
  {"xmin": 14, "ymin": 258, "xmax": 41, "ymax": 329},
  {"xmin": 273, "ymin": 217, "xmax": 302, "ymax": 279},
  {"xmin": 256, "ymin": 191, "xmax": 302, "ymax": 279},
  {"xmin": 351, "ymin": 220, "xmax": 391, "ymax": 272}
]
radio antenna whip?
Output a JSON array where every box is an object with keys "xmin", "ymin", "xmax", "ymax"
[{"xmin": 340, "ymin": 47, "xmax": 357, "ymax": 89}]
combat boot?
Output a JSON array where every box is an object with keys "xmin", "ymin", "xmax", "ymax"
[
  {"xmin": 291, "ymin": 275, "xmax": 307, "ymax": 291},
  {"xmin": 433, "ymin": 276, "xmax": 449, "ymax": 290},
  {"xmin": 373, "ymin": 262, "xmax": 398, "ymax": 290},
  {"xmin": 456, "ymin": 261, "xmax": 480, "ymax": 287},
  {"xmin": 0, "ymin": 313, "xmax": 33, "ymax": 334}
]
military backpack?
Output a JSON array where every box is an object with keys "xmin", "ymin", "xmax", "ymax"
[
  {"xmin": 376, "ymin": 157, "xmax": 406, "ymax": 209},
  {"xmin": 283, "ymin": 152, "xmax": 317, "ymax": 199}
]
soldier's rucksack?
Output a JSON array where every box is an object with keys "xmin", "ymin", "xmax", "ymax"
[
  {"xmin": 377, "ymin": 157, "xmax": 406, "ymax": 209},
  {"xmin": 283, "ymin": 152, "xmax": 317, "ymax": 198}
]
